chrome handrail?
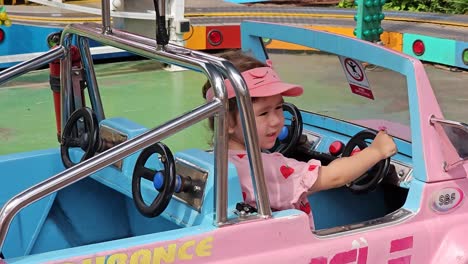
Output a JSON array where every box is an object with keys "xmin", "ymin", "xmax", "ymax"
[
  {"xmin": 0, "ymin": 21, "xmax": 269, "ymax": 252},
  {"xmin": 0, "ymin": 100, "xmax": 222, "ymax": 252},
  {"xmin": 0, "ymin": 4, "xmax": 271, "ymax": 252},
  {"xmin": 149, "ymin": 42, "xmax": 271, "ymax": 218},
  {"xmin": 136, "ymin": 35, "xmax": 271, "ymax": 219},
  {"xmin": 61, "ymin": 23, "xmax": 271, "ymax": 222},
  {"xmin": 0, "ymin": 22, "xmax": 231, "ymax": 252},
  {"xmin": 185, "ymin": 47, "xmax": 272, "ymax": 219},
  {"xmin": 60, "ymin": 23, "xmax": 235, "ymax": 225},
  {"xmin": 0, "ymin": 46, "xmax": 66, "ymax": 86}
]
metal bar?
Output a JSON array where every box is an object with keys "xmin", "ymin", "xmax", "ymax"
[
  {"xmin": 57, "ymin": 23, "xmax": 232, "ymax": 225},
  {"xmin": 63, "ymin": 23, "xmax": 213, "ymax": 73},
  {"xmin": 212, "ymin": 57, "xmax": 271, "ymax": 218},
  {"xmin": 182, "ymin": 46, "xmax": 272, "ymax": 218},
  {"xmin": 164, "ymin": 43, "xmax": 271, "ymax": 219},
  {"xmin": 430, "ymin": 117, "xmax": 468, "ymax": 129},
  {"xmin": 71, "ymin": 66, "xmax": 85, "ymax": 111},
  {"xmin": 0, "ymin": 100, "xmax": 223, "ymax": 252},
  {"xmin": 60, "ymin": 35, "xmax": 74, "ymax": 132},
  {"xmin": 106, "ymin": 36, "xmax": 245, "ymax": 223},
  {"xmin": 61, "ymin": 24, "xmax": 234, "ymax": 224},
  {"xmin": 77, "ymin": 36, "xmax": 105, "ymax": 122},
  {"xmin": 0, "ymin": 46, "xmax": 65, "ymax": 86},
  {"xmin": 101, "ymin": 0, "xmax": 112, "ymax": 34},
  {"xmin": 0, "ymin": 21, "xmax": 246, "ymax": 239},
  {"xmin": 209, "ymin": 71, "xmax": 229, "ymax": 225},
  {"xmin": 159, "ymin": 0, "xmax": 166, "ymax": 16}
]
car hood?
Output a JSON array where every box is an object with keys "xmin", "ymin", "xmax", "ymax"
[{"xmin": 351, "ymin": 119, "xmax": 411, "ymax": 142}]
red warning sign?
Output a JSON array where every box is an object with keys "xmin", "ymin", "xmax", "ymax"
[{"xmin": 339, "ymin": 57, "xmax": 374, "ymax": 100}]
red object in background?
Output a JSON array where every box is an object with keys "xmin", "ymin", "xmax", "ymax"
[
  {"xmin": 0, "ymin": 28, "xmax": 4, "ymax": 43},
  {"xmin": 205, "ymin": 25, "xmax": 240, "ymax": 50},
  {"xmin": 70, "ymin": 45, "xmax": 81, "ymax": 67},
  {"xmin": 207, "ymin": 30, "xmax": 222, "ymax": 46},
  {"xmin": 329, "ymin": 140, "xmax": 344, "ymax": 156},
  {"xmin": 49, "ymin": 56, "xmax": 61, "ymax": 141},
  {"xmin": 412, "ymin": 40, "xmax": 425, "ymax": 56}
]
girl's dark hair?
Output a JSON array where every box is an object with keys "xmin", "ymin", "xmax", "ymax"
[{"xmin": 202, "ymin": 49, "xmax": 267, "ymax": 131}]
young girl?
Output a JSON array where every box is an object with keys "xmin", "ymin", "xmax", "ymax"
[{"xmin": 202, "ymin": 50, "xmax": 397, "ymax": 228}]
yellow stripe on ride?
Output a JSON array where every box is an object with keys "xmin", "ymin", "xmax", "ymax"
[
  {"xmin": 8, "ymin": 15, "xmax": 101, "ymax": 23},
  {"xmin": 185, "ymin": 12, "xmax": 468, "ymax": 28}
]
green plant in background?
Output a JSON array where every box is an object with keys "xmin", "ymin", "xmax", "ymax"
[
  {"xmin": 0, "ymin": 6, "xmax": 12, "ymax": 27},
  {"xmin": 338, "ymin": 0, "xmax": 356, "ymax": 8},
  {"xmin": 384, "ymin": 0, "xmax": 467, "ymax": 14},
  {"xmin": 338, "ymin": 0, "xmax": 467, "ymax": 14}
]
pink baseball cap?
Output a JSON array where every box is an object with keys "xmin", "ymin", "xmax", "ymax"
[{"xmin": 205, "ymin": 66, "xmax": 303, "ymax": 101}]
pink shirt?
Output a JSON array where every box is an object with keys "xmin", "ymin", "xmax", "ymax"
[{"xmin": 229, "ymin": 150, "xmax": 321, "ymax": 228}]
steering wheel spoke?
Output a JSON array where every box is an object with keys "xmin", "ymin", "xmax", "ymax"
[
  {"xmin": 135, "ymin": 166, "xmax": 158, "ymax": 182},
  {"xmin": 132, "ymin": 142, "xmax": 176, "ymax": 218},
  {"xmin": 60, "ymin": 107, "xmax": 99, "ymax": 168},
  {"xmin": 342, "ymin": 130, "xmax": 390, "ymax": 194},
  {"xmin": 61, "ymin": 136, "xmax": 81, "ymax": 148}
]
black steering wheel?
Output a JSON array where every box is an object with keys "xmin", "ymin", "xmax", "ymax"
[
  {"xmin": 342, "ymin": 130, "xmax": 390, "ymax": 194},
  {"xmin": 132, "ymin": 142, "xmax": 176, "ymax": 218},
  {"xmin": 269, "ymin": 102, "xmax": 303, "ymax": 156},
  {"xmin": 60, "ymin": 107, "xmax": 100, "ymax": 168}
]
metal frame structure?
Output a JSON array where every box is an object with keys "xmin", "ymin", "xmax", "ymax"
[{"xmin": 0, "ymin": 0, "xmax": 273, "ymax": 252}]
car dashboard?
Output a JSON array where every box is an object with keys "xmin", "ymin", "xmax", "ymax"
[{"xmin": 289, "ymin": 111, "xmax": 414, "ymax": 189}]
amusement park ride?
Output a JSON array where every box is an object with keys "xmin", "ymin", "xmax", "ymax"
[{"xmin": 0, "ymin": 0, "xmax": 468, "ymax": 263}]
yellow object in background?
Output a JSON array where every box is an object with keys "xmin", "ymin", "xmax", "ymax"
[{"xmin": 0, "ymin": 7, "xmax": 11, "ymax": 27}]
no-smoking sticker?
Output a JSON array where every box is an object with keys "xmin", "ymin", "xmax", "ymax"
[{"xmin": 339, "ymin": 56, "xmax": 374, "ymax": 100}]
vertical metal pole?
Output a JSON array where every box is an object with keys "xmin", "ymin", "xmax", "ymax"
[
  {"xmin": 189, "ymin": 50, "xmax": 272, "ymax": 218},
  {"xmin": 210, "ymin": 71, "xmax": 229, "ymax": 225},
  {"xmin": 159, "ymin": 0, "xmax": 166, "ymax": 17},
  {"xmin": 157, "ymin": 0, "xmax": 167, "ymax": 50},
  {"xmin": 77, "ymin": 36, "xmax": 105, "ymax": 122},
  {"xmin": 60, "ymin": 35, "xmax": 74, "ymax": 133},
  {"xmin": 102, "ymin": 0, "xmax": 112, "ymax": 34}
]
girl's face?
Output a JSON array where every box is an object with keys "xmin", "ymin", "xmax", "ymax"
[{"xmin": 228, "ymin": 94, "xmax": 285, "ymax": 150}]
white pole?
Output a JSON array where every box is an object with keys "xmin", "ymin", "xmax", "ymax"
[
  {"xmin": 166, "ymin": 0, "xmax": 190, "ymax": 71},
  {"xmin": 168, "ymin": 0, "xmax": 187, "ymax": 47}
]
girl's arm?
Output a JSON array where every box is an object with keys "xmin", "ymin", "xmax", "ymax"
[{"xmin": 309, "ymin": 131, "xmax": 396, "ymax": 192}]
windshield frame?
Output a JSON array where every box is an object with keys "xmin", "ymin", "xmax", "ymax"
[{"xmin": 240, "ymin": 20, "xmax": 452, "ymax": 201}]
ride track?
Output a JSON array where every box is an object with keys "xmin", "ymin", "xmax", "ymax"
[{"xmin": 1, "ymin": 1, "xmax": 468, "ymax": 69}]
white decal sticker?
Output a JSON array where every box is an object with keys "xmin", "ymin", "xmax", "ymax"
[
  {"xmin": 339, "ymin": 56, "xmax": 374, "ymax": 100},
  {"xmin": 431, "ymin": 187, "xmax": 464, "ymax": 213}
]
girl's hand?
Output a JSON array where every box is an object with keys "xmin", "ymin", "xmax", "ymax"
[{"xmin": 369, "ymin": 130, "xmax": 397, "ymax": 159}]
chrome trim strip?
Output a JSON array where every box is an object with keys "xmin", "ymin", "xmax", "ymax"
[{"xmin": 313, "ymin": 208, "xmax": 414, "ymax": 238}]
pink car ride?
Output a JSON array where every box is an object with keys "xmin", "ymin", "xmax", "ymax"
[{"xmin": 0, "ymin": 10, "xmax": 467, "ymax": 264}]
